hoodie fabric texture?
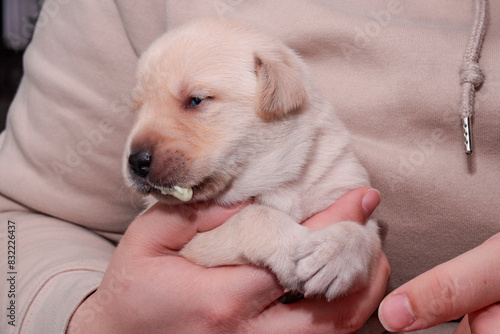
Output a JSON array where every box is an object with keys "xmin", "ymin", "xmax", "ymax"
[{"xmin": 0, "ymin": 1, "xmax": 499, "ymax": 333}]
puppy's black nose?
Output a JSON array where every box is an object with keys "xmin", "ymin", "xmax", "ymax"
[{"xmin": 128, "ymin": 151, "xmax": 152, "ymax": 178}]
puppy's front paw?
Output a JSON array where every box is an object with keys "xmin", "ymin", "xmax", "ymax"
[
  {"xmin": 294, "ymin": 221, "xmax": 379, "ymax": 300},
  {"xmin": 267, "ymin": 253, "xmax": 302, "ymax": 293}
]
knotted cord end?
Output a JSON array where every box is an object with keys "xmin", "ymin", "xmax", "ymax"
[{"xmin": 460, "ymin": 61, "xmax": 484, "ymax": 87}]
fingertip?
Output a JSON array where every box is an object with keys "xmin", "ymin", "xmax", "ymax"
[
  {"xmin": 336, "ymin": 187, "xmax": 381, "ymax": 223},
  {"xmin": 378, "ymin": 293, "xmax": 416, "ymax": 332},
  {"xmin": 340, "ymin": 187, "xmax": 380, "ymax": 223},
  {"xmin": 362, "ymin": 188, "xmax": 381, "ymax": 217},
  {"xmin": 302, "ymin": 187, "xmax": 381, "ymax": 230}
]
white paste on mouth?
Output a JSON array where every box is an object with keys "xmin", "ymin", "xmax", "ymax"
[{"xmin": 155, "ymin": 185, "xmax": 193, "ymax": 202}]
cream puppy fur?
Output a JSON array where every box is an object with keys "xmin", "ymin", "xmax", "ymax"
[{"xmin": 124, "ymin": 19, "xmax": 381, "ymax": 300}]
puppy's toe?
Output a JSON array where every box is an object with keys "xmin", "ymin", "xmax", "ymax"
[
  {"xmin": 295, "ymin": 241, "xmax": 349, "ymax": 300},
  {"xmin": 301, "ymin": 266, "xmax": 352, "ymax": 301},
  {"xmin": 294, "ymin": 222, "xmax": 376, "ymax": 300}
]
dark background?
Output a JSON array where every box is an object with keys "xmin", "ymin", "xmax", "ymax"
[
  {"xmin": 0, "ymin": 48, "xmax": 23, "ymax": 132},
  {"xmin": 1, "ymin": 0, "xmax": 41, "ymax": 132}
]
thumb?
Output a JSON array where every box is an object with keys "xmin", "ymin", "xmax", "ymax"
[
  {"xmin": 378, "ymin": 233, "xmax": 500, "ymax": 332},
  {"xmin": 122, "ymin": 202, "xmax": 247, "ymax": 256},
  {"xmin": 302, "ymin": 187, "xmax": 381, "ymax": 231}
]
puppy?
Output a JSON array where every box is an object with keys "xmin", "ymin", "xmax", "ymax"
[{"xmin": 124, "ymin": 19, "xmax": 381, "ymax": 301}]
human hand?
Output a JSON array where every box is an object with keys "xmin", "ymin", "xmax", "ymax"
[
  {"xmin": 68, "ymin": 187, "xmax": 389, "ymax": 334},
  {"xmin": 378, "ymin": 233, "xmax": 500, "ymax": 333}
]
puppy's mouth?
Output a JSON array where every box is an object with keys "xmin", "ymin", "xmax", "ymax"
[
  {"xmin": 151, "ymin": 184, "xmax": 193, "ymax": 202},
  {"xmin": 130, "ymin": 173, "xmax": 233, "ymax": 204}
]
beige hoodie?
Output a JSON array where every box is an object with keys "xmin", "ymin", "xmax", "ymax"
[{"xmin": 0, "ymin": 1, "xmax": 498, "ymax": 333}]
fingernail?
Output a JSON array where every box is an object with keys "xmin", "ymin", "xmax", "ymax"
[
  {"xmin": 379, "ymin": 293, "xmax": 416, "ymax": 331},
  {"xmin": 362, "ymin": 188, "xmax": 381, "ymax": 216}
]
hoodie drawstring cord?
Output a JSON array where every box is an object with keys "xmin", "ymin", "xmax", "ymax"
[{"xmin": 459, "ymin": 0, "xmax": 487, "ymax": 155}]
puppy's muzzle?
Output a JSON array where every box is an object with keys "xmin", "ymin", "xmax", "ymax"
[
  {"xmin": 127, "ymin": 148, "xmax": 194, "ymax": 202},
  {"xmin": 128, "ymin": 149, "xmax": 187, "ymax": 182}
]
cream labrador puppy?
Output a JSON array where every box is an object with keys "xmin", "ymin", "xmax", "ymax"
[{"xmin": 124, "ymin": 19, "xmax": 381, "ymax": 301}]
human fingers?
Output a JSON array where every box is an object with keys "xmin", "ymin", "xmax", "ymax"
[
  {"xmin": 198, "ymin": 265, "xmax": 284, "ymax": 322},
  {"xmin": 122, "ymin": 201, "xmax": 248, "ymax": 256},
  {"xmin": 378, "ymin": 233, "xmax": 500, "ymax": 332},
  {"xmin": 210, "ymin": 188, "xmax": 384, "ymax": 329},
  {"xmin": 302, "ymin": 187, "xmax": 380, "ymax": 231},
  {"xmin": 126, "ymin": 187, "xmax": 380, "ymax": 255},
  {"xmin": 465, "ymin": 302, "xmax": 500, "ymax": 334},
  {"xmin": 453, "ymin": 315, "xmax": 471, "ymax": 334},
  {"xmin": 122, "ymin": 203, "xmax": 284, "ymax": 316},
  {"xmin": 251, "ymin": 252, "xmax": 390, "ymax": 334},
  {"xmin": 74, "ymin": 241, "xmax": 281, "ymax": 333},
  {"xmin": 453, "ymin": 303, "xmax": 500, "ymax": 334}
]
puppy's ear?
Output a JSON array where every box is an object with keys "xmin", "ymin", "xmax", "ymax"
[{"xmin": 255, "ymin": 46, "xmax": 308, "ymax": 120}]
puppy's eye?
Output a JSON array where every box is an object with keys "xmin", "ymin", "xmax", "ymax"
[{"xmin": 189, "ymin": 97, "xmax": 204, "ymax": 107}]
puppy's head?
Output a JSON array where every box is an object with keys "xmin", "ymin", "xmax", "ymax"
[{"xmin": 124, "ymin": 19, "xmax": 310, "ymax": 205}]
